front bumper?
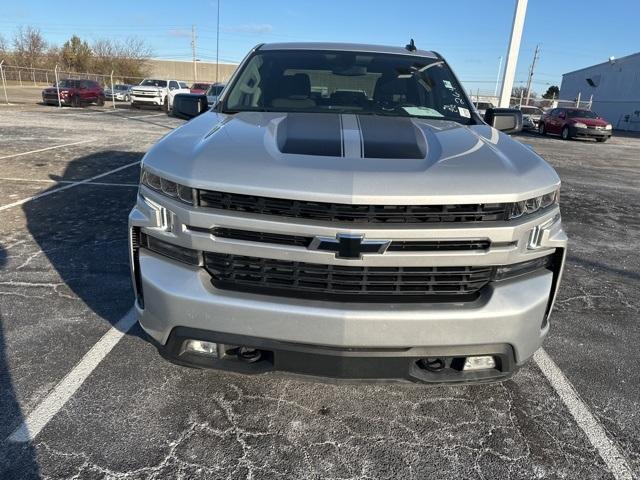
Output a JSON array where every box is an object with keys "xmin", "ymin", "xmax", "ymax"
[
  {"xmin": 131, "ymin": 95, "xmax": 163, "ymax": 106},
  {"xmin": 129, "ymin": 190, "xmax": 567, "ymax": 383},
  {"xmin": 569, "ymin": 126, "xmax": 612, "ymax": 139}
]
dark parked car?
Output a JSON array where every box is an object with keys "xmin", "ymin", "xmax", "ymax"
[
  {"xmin": 42, "ymin": 79, "xmax": 105, "ymax": 107},
  {"xmin": 538, "ymin": 107, "xmax": 612, "ymax": 142}
]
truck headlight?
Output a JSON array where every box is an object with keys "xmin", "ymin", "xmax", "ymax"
[
  {"xmin": 141, "ymin": 168, "xmax": 194, "ymax": 204},
  {"xmin": 508, "ymin": 189, "xmax": 559, "ymax": 219}
]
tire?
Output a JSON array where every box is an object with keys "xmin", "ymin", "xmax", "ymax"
[
  {"xmin": 125, "ymin": 94, "xmax": 130, "ymax": 102},
  {"xmin": 71, "ymin": 95, "xmax": 80, "ymax": 108},
  {"xmin": 131, "ymin": 102, "xmax": 140, "ymax": 109},
  {"xmin": 561, "ymin": 126, "xmax": 571, "ymax": 140},
  {"xmin": 538, "ymin": 122, "xmax": 546, "ymax": 135},
  {"xmin": 596, "ymin": 137, "xmax": 609, "ymax": 143},
  {"xmin": 96, "ymin": 95, "xmax": 105, "ymax": 106},
  {"xmin": 162, "ymin": 97, "xmax": 168, "ymax": 112}
]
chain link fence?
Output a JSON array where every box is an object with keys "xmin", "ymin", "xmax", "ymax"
[{"xmin": 0, "ymin": 63, "xmax": 225, "ymax": 107}]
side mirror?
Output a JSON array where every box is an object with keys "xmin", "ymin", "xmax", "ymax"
[
  {"xmin": 484, "ymin": 108, "xmax": 523, "ymax": 134},
  {"xmin": 172, "ymin": 93, "xmax": 208, "ymax": 119}
]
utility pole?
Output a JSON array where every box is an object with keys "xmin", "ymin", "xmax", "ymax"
[
  {"xmin": 215, "ymin": 0, "xmax": 220, "ymax": 84},
  {"xmin": 524, "ymin": 44, "xmax": 540, "ymax": 106},
  {"xmin": 191, "ymin": 25, "xmax": 197, "ymax": 83},
  {"xmin": 499, "ymin": 0, "xmax": 528, "ymax": 108}
]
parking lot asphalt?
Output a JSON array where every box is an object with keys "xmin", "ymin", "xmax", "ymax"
[{"xmin": 0, "ymin": 104, "xmax": 638, "ymax": 479}]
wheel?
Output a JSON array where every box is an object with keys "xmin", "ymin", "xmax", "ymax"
[
  {"xmin": 538, "ymin": 122, "xmax": 546, "ymax": 135},
  {"xmin": 131, "ymin": 102, "xmax": 140, "ymax": 109},
  {"xmin": 125, "ymin": 94, "xmax": 130, "ymax": 102},
  {"xmin": 596, "ymin": 137, "xmax": 609, "ymax": 143},
  {"xmin": 71, "ymin": 95, "xmax": 80, "ymax": 108},
  {"xmin": 561, "ymin": 126, "xmax": 571, "ymax": 140},
  {"xmin": 162, "ymin": 97, "xmax": 168, "ymax": 112},
  {"xmin": 96, "ymin": 95, "xmax": 105, "ymax": 106}
]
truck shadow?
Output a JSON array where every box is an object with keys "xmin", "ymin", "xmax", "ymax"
[
  {"xmin": 22, "ymin": 150, "xmax": 144, "ymax": 335},
  {"xmin": 0, "ymin": 245, "xmax": 41, "ymax": 479}
]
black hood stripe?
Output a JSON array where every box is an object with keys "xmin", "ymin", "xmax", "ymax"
[
  {"xmin": 358, "ymin": 115, "xmax": 426, "ymax": 159},
  {"xmin": 278, "ymin": 113, "xmax": 342, "ymax": 157}
]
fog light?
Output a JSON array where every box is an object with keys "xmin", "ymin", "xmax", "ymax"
[
  {"xmin": 463, "ymin": 355, "xmax": 496, "ymax": 371},
  {"xmin": 182, "ymin": 339, "xmax": 218, "ymax": 357}
]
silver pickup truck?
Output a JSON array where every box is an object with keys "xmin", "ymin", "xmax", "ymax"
[{"xmin": 129, "ymin": 42, "xmax": 567, "ymax": 383}]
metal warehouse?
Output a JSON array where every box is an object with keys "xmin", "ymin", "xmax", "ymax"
[{"xmin": 560, "ymin": 52, "xmax": 640, "ymax": 131}]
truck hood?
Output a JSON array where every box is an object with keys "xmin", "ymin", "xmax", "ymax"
[{"xmin": 143, "ymin": 111, "xmax": 560, "ymax": 204}]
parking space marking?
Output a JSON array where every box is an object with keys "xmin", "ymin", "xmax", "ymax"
[
  {"xmin": 0, "ymin": 177, "xmax": 138, "ymax": 187},
  {"xmin": 534, "ymin": 349, "xmax": 634, "ymax": 480},
  {"xmin": 0, "ymin": 160, "xmax": 140, "ymax": 212},
  {"xmin": 0, "ymin": 139, "xmax": 95, "ymax": 160},
  {"xmin": 7, "ymin": 309, "xmax": 137, "ymax": 443}
]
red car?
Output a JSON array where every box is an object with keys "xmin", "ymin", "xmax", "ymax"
[
  {"xmin": 42, "ymin": 79, "xmax": 105, "ymax": 107},
  {"xmin": 190, "ymin": 82, "xmax": 211, "ymax": 94},
  {"xmin": 538, "ymin": 107, "xmax": 612, "ymax": 142}
]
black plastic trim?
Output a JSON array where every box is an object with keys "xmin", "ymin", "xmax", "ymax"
[{"xmin": 158, "ymin": 328, "xmax": 517, "ymax": 384}]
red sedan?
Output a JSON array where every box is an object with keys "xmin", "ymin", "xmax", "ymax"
[
  {"xmin": 538, "ymin": 107, "xmax": 612, "ymax": 142},
  {"xmin": 190, "ymin": 83, "xmax": 211, "ymax": 94}
]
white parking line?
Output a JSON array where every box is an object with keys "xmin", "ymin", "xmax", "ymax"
[
  {"xmin": 0, "ymin": 160, "xmax": 140, "ymax": 212},
  {"xmin": 0, "ymin": 139, "xmax": 94, "ymax": 160},
  {"xmin": 0, "ymin": 177, "xmax": 138, "ymax": 187},
  {"xmin": 8, "ymin": 309, "xmax": 137, "ymax": 443},
  {"xmin": 534, "ymin": 349, "xmax": 634, "ymax": 480}
]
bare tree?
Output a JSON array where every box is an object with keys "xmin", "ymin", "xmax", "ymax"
[
  {"xmin": 13, "ymin": 26, "xmax": 47, "ymax": 67},
  {"xmin": 0, "ymin": 33, "xmax": 7, "ymax": 58}
]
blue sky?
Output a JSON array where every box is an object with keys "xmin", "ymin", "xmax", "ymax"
[{"xmin": 1, "ymin": 0, "xmax": 638, "ymax": 96}]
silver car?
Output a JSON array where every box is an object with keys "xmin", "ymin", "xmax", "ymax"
[
  {"xmin": 129, "ymin": 42, "xmax": 567, "ymax": 383},
  {"xmin": 104, "ymin": 84, "xmax": 132, "ymax": 102},
  {"xmin": 520, "ymin": 105, "xmax": 545, "ymax": 131}
]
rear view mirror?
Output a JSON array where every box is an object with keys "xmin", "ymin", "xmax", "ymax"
[
  {"xmin": 484, "ymin": 108, "xmax": 523, "ymax": 134},
  {"xmin": 172, "ymin": 93, "xmax": 208, "ymax": 120}
]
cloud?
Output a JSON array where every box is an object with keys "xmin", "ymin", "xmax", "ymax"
[
  {"xmin": 168, "ymin": 28, "xmax": 191, "ymax": 38},
  {"xmin": 223, "ymin": 23, "xmax": 274, "ymax": 34}
]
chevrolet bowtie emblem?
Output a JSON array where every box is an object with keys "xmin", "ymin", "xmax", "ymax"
[{"xmin": 308, "ymin": 234, "xmax": 391, "ymax": 259}]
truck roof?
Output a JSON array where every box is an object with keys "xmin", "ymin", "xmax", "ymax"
[{"xmin": 258, "ymin": 42, "xmax": 439, "ymax": 59}]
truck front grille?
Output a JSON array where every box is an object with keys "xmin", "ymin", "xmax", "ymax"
[
  {"xmin": 196, "ymin": 227, "xmax": 490, "ymax": 252},
  {"xmin": 198, "ymin": 190, "xmax": 508, "ymax": 224},
  {"xmin": 204, "ymin": 252, "xmax": 493, "ymax": 302}
]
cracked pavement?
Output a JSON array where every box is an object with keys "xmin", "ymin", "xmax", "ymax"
[{"xmin": 0, "ymin": 104, "xmax": 638, "ymax": 479}]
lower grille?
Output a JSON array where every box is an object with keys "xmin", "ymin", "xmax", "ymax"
[{"xmin": 204, "ymin": 252, "xmax": 493, "ymax": 302}]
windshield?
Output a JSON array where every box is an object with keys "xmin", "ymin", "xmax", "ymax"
[
  {"xmin": 567, "ymin": 109, "xmax": 597, "ymax": 119},
  {"xmin": 222, "ymin": 50, "xmax": 474, "ymax": 123},
  {"xmin": 57, "ymin": 79, "xmax": 80, "ymax": 88},
  {"xmin": 140, "ymin": 79, "xmax": 167, "ymax": 87},
  {"xmin": 115, "ymin": 85, "xmax": 128, "ymax": 90},
  {"xmin": 192, "ymin": 83, "xmax": 209, "ymax": 90},
  {"xmin": 207, "ymin": 85, "xmax": 224, "ymax": 96}
]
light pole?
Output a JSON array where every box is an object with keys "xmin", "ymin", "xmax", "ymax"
[
  {"xmin": 216, "ymin": 0, "xmax": 220, "ymax": 84},
  {"xmin": 499, "ymin": 0, "xmax": 528, "ymax": 107},
  {"xmin": 494, "ymin": 56, "xmax": 503, "ymax": 98}
]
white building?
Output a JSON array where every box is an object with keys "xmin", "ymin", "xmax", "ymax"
[{"xmin": 560, "ymin": 52, "xmax": 640, "ymax": 131}]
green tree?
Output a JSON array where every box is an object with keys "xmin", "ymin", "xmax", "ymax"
[
  {"xmin": 542, "ymin": 85, "xmax": 559, "ymax": 99},
  {"xmin": 61, "ymin": 35, "xmax": 92, "ymax": 72}
]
